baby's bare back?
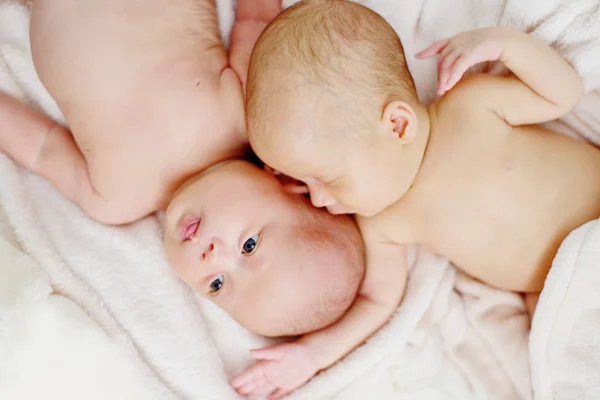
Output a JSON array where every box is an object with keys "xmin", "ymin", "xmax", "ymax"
[
  {"xmin": 389, "ymin": 88, "xmax": 600, "ymax": 292},
  {"xmin": 29, "ymin": 0, "xmax": 241, "ymax": 214}
]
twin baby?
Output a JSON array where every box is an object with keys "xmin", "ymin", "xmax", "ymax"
[{"xmin": 2, "ymin": 0, "xmax": 600, "ymax": 398}]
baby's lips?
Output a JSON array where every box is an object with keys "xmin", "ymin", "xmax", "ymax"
[{"xmin": 180, "ymin": 217, "xmax": 200, "ymax": 241}]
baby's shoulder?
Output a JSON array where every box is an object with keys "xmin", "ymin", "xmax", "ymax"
[
  {"xmin": 434, "ymin": 74, "xmax": 511, "ymax": 136},
  {"xmin": 438, "ymin": 73, "xmax": 502, "ymax": 112}
]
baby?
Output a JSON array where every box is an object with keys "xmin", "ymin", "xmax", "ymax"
[
  {"xmin": 164, "ymin": 159, "xmax": 365, "ymax": 337},
  {"xmin": 0, "ymin": 1, "xmax": 366, "ymax": 341},
  {"xmin": 235, "ymin": 0, "xmax": 600, "ymax": 397},
  {"xmin": 0, "ymin": 0, "xmax": 277, "ymax": 224}
]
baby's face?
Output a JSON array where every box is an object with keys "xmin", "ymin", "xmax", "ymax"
[
  {"xmin": 250, "ymin": 88, "xmax": 413, "ymax": 217},
  {"xmin": 163, "ymin": 160, "xmax": 361, "ymax": 336}
]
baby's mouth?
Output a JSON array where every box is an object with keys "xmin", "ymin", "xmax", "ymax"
[{"xmin": 180, "ymin": 217, "xmax": 200, "ymax": 241}]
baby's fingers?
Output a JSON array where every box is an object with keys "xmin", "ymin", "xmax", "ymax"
[
  {"xmin": 415, "ymin": 38, "xmax": 450, "ymax": 59},
  {"xmin": 438, "ymin": 50, "xmax": 461, "ymax": 95},
  {"xmin": 268, "ymin": 388, "xmax": 292, "ymax": 400},
  {"xmin": 231, "ymin": 365, "xmax": 265, "ymax": 389},
  {"xmin": 237, "ymin": 381, "xmax": 276, "ymax": 397},
  {"xmin": 442, "ymin": 54, "xmax": 474, "ymax": 93},
  {"xmin": 235, "ymin": 380, "xmax": 264, "ymax": 396}
]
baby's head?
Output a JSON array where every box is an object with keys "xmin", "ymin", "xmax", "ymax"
[
  {"xmin": 164, "ymin": 160, "xmax": 365, "ymax": 337},
  {"xmin": 247, "ymin": 0, "xmax": 428, "ymax": 217}
]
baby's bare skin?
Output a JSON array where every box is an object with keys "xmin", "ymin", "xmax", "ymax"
[
  {"xmin": 239, "ymin": 3, "xmax": 597, "ymax": 396},
  {"xmin": 373, "ymin": 93, "xmax": 600, "ymax": 293},
  {"xmin": 31, "ymin": 0, "xmax": 248, "ymax": 223},
  {"xmin": 372, "ymin": 27, "xmax": 600, "ymax": 294},
  {"xmin": 0, "ymin": 0, "xmax": 279, "ymax": 224}
]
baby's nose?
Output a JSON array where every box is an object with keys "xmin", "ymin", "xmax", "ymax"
[
  {"xmin": 200, "ymin": 240, "xmax": 219, "ymax": 263},
  {"xmin": 311, "ymin": 191, "xmax": 334, "ymax": 208}
]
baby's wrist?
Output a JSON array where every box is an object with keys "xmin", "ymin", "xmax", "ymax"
[
  {"xmin": 298, "ymin": 336, "xmax": 330, "ymax": 371},
  {"xmin": 488, "ymin": 26, "xmax": 520, "ymax": 63}
]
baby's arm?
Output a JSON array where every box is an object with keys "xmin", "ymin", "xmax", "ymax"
[
  {"xmin": 229, "ymin": 0, "xmax": 281, "ymax": 91},
  {"xmin": 298, "ymin": 231, "xmax": 407, "ymax": 369},
  {"xmin": 417, "ymin": 27, "xmax": 584, "ymax": 125},
  {"xmin": 0, "ymin": 93, "xmax": 108, "ymax": 222},
  {"xmin": 232, "ymin": 220, "xmax": 407, "ymax": 399}
]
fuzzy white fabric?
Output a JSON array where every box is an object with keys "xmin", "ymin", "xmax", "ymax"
[
  {"xmin": 0, "ymin": 0, "xmax": 599, "ymax": 399},
  {"xmin": 529, "ymin": 218, "xmax": 600, "ymax": 400}
]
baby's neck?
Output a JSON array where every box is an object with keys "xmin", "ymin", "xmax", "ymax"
[
  {"xmin": 403, "ymin": 104, "xmax": 433, "ymax": 190},
  {"xmin": 409, "ymin": 102, "xmax": 463, "ymax": 193}
]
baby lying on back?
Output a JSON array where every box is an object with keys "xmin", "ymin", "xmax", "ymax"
[
  {"xmin": 163, "ymin": 159, "xmax": 365, "ymax": 337},
  {"xmin": 0, "ymin": 0, "xmax": 367, "ymax": 344},
  {"xmin": 234, "ymin": 0, "xmax": 600, "ymax": 397}
]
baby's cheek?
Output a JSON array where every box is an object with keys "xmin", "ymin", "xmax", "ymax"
[
  {"xmin": 175, "ymin": 270, "xmax": 201, "ymax": 294},
  {"xmin": 331, "ymin": 187, "xmax": 350, "ymax": 204}
]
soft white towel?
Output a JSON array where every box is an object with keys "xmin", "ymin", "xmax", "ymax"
[{"xmin": 529, "ymin": 218, "xmax": 600, "ymax": 400}]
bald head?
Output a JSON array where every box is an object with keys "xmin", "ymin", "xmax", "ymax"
[
  {"xmin": 165, "ymin": 158, "xmax": 365, "ymax": 338},
  {"xmin": 234, "ymin": 194, "xmax": 365, "ymax": 337},
  {"xmin": 247, "ymin": 0, "xmax": 418, "ymax": 143}
]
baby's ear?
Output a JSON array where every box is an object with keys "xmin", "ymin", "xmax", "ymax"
[
  {"xmin": 263, "ymin": 165, "xmax": 309, "ymax": 194},
  {"xmin": 381, "ymin": 101, "xmax": 418, "ymax": 144}
]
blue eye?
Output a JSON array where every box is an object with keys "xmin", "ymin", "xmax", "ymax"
[
  {"xmin": 242, "ymin": 234, "xmax": 260, "ymax": 255},
  {"xmin": 210, "ymin": 275, "xmax": 224, "ymax": 293}
]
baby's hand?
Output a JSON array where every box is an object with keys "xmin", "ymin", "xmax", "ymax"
[
  {"xmin": 416, "ymin": 28, "xmax": 505, "ymax": 96},
  {"xmin": 231, "ymin": 342, "xmax": 319, "ymax": 399}
]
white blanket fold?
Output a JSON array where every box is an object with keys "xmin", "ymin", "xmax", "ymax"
[
  {"xmin": 530, "ymin": 218, "xmax": 600, "ymax": 400},
  {"xmin": 0, "ymin": 0, "xmax": 599, "ymax": 399}
]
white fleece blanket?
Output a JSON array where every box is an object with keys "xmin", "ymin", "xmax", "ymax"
[{"xmin": 0, "ymin": 1, "xmax": 599, "ymax": 399}]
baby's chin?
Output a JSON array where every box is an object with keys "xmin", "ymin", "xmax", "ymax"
[{"xmin": 165, "ymin": 161, "xmax": 231, "ymax": 210}]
